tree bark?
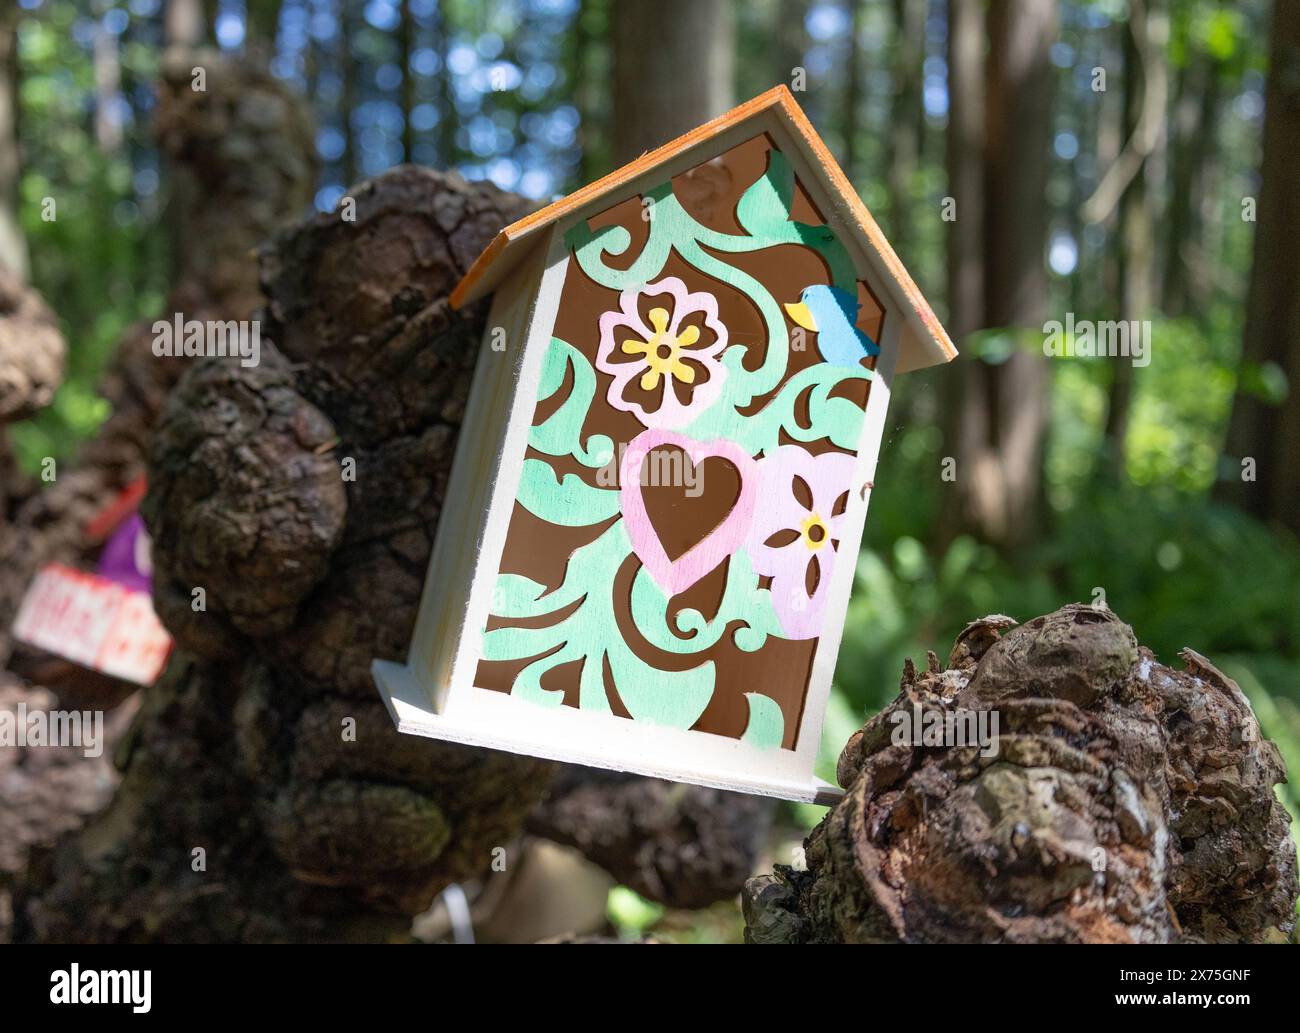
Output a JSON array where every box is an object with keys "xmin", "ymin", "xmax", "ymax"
[
  {"xmin": 569, "ymin": 0, "xmax": 607, "ymax": 184},
  {"xmin": 886, "ymin": 0, "xmax": 924, "ymax": 243},
  {"xmin": 769, "ymin": 0, "xmax": 809, "ymax": 94},
  {"xmin": 936, "ymin": 0, "xmax": 982, "ymax": 549},
  {"xmin": 2, "ymin": 59, "xmax": 315, "ymax": 941},
  {"xmin": 1162, "ymin": 50, "xmax": 1222, "ymax": 318},
  {"xmin": 12, "ymin": 159, "xmax": 769, "ymax": 941},
  {"xmin": 0, "ymin": 274, "xmax": 63, "ymax": 431},
  {"xmin": 436, "ymin": 0, "xmax": 457, "ymax": 170},
  {"xmin": 244, "ymin": 0, "xmax": 283, "ymax": 66},
  {"xmin": 11, "ymin": 165, "xmax": 554, "ymax": 942},
  {"xmin": 943, "ymin": 0, "xmax": 1055, "ymax": 551},
  {"xmin": 338, "ymin": 0, "xmax": 360, "ymax": 187},
  {"xmin": 1103, "ymin": 3, "xmax": 1167, "ymax": 474},
  {"xmin": 1220, "ymin": 0, "xmax": 1300, "ymax": 537},
  {"xmin": 92, "ymin": 18, "xmax": 125, "ymax": 154},
  {"xmin": 398, "ymin": 0, "xmax": 416, "ymax": 164},
  {"xmin": 611, "ymin": 0, "xmax": 734, "ymax": 164},
  {"xmin": 743, "ymin": 605, "xmax": 1298, "ymax": 943},
  {"xmin": 943, "ymin": 0, "xmax": 983, "ymax": 344},
  {"xmin": 528, "ymin": 769, "xmax": 772, "ymax": 910},
  {"xmin": 840, "ymin": 0, "xmax": 864, "ymax": 184},
  {"xmin": 164, "ymin": 0, "xmax": 206, "ymax": 55}
]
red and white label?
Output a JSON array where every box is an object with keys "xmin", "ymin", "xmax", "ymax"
[{"xmin": 11, "ymin": 564, "xmax": 172, "ymax": 685}]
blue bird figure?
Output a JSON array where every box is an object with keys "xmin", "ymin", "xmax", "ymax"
[{"xmin": 783, "ymin": 285, "xmax": 879, "ymax": 366}]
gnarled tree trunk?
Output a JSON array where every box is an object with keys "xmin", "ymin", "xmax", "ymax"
[
  {"xmin": 743, "ymin": 605, "xmax": 1298, "ymax": 944},
  {"xmin": 13, "ymin": 155, "xmax": 770, "ymax": 940}
]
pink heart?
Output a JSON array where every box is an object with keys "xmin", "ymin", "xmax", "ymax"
[{"xmin": 620, "ymin": 429, "xmax": 758, "ymax": 597}]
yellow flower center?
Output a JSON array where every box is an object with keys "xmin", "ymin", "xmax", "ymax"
[
  {"xmin": 801, "ymin": 513, "xmax": 829, "ymax": 551},
  {"xmin": 622, "ymin": 307, "xmax": 701, "ymax": 392}
]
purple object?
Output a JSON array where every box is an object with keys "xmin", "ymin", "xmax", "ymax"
[{"xmin": 96, "ymin": 512, "xmax": 153, "ymax": 594}]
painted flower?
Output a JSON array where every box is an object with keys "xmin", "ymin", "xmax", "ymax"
[
  {"xmin": 748, "ymin": 446, "xmax": 859, "ymax": 639},
  {"xmin": 596, "ymin": 276, "xmax": 728, "ymax": 429}
]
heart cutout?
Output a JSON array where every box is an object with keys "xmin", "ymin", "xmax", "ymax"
[
  {"xmin": 620, "ymin": 430, "xmax": 757, "ymax": 596},
  {"xmin": 640, "ymin": 448, "xmax": 741, "ymax": 562}
]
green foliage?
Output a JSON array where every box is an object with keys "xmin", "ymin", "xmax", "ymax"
[
  {"xmin": 10, "ymin": 8, "xmax": 169, "ymax": 472},
  {"xmin": 605, "ymin": 886, "xmax": 664, "ymax": 938}
]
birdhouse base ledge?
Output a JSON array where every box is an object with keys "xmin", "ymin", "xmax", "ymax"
[{"xmin": 371, "ymin": 659, "xmax": 845, "ymax": 806}]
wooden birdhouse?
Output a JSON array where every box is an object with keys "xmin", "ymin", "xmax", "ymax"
[{"xmin": 372, "ymin": 86, "xmax": 956, "ymax": 803}]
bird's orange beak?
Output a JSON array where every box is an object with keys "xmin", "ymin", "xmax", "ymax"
[{"xmin": 784, "ymin": 300, "xmax": 818, "ymax": 332}]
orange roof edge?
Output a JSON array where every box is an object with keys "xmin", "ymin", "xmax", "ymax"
[{"xmin": 450, "ymin": 85, "xmax": 956, "ymax": 372}]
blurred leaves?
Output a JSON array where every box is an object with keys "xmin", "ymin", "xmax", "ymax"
[
  {"xmin": 11, "ymin": 6, "xmax": 167, "ymax": 472},
  {"xmin": 605, "ymin": 886, "xmax": 664, "ymax": 938}
]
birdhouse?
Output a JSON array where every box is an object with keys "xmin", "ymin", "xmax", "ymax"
[{"xmin": 372, "ymin": 86, "xmax": 955, "ymax": 803}]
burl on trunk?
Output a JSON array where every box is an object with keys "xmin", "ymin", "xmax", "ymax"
[{"xmin": 744, "ymin": 605, "xmax": 1298, "ymax": 944}]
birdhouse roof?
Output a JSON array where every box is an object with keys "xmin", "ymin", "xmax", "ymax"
[{"xmin": 450, "ymin": 85, "xmax": 956, "ymax": 374}]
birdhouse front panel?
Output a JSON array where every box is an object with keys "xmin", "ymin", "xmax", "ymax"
[{"xmin": 474, "ymin": 133, "xmax": 891, "ymax": 752}]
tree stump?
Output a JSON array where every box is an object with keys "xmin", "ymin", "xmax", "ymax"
[{"xmin": 742, "ymin": 605, "xmax": 1298, "ymax": 943}]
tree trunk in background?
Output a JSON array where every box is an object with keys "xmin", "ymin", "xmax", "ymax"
[
  {"xmin": 0, "ymin": 4, "xmax": 28, "ymax": 280},
  {"xmin": 887, "ymin": 0, "xmax": 924, "ymax": 245},
  {"xmin": 944, "ymin": 0, "xmax": 1055, "ymax": 551},
  {"xmin": 841, "ymin": 0, "xmax": 864, "ymax": 184},
  {"xmin": 1093, "ymin": 30, "xmax": 1123, "ymax": 317},
  {"xmin": 338, "ymin": 0, "xmax": 359, "ymax": 187},
  {"xmin": 743, "ymin": 607, "xmax": 1298, "ymax": 943},
  {"xmin": 937, "ymin": 0, "xmax": 982, "ymax": 548},
  {"xmin": 201, "ymin": 0, "xmax": 219, "ymax": 43},
  {"xmin": 437, "ymin": 1, "xmax": 457, "ymax": 170},
  {"xmin": 1221, "ymin": 0, "xmax": 1300, "ymax": 538},
  {"xmin": 245, "ymin": 0, "xmax": 283, "ymax": 65},
  {"xmin": 611, "ymin": 0, "xmax": 734, "ymax": 164},
  {"xmin": 1163, "ymin": 51, "xmax": 1222, "ymax": 318},
  {"xmin": 92, "ymin": 18, "xmax": 125, "ymax": 154},
  {"xmin": 1104, "ymin": 40, "xmax": 1141, "ymax": 474},
  {"xmin": 164, "ymin": 0, "xmax": 205, "ymax": 54},
  {"xmin": 944, "ymin": 0, "xmax": 983, "ymax": 344},
  {"xmin": 570, "ymin": 0, "xmax": 609, "ymax": 184},
  {"xmin": 1105, "ymin": 4, "xmax": 1167, "ymax": 474},
  {"xmin": 398, "ymin": 0, "xmax": 415, "ymax": 164},
  {"xmin": 770, "ymin": 0, "xmax": 810, "ymax": 94}
]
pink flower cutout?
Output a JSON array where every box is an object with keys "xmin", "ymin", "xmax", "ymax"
[
  {"xmin": 748, "ymin": 446, "xmax": 859, "ymax": 640},
  {"xmin": 596, "ymin": 276, "xmax": 728, "ymax": 429}
]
